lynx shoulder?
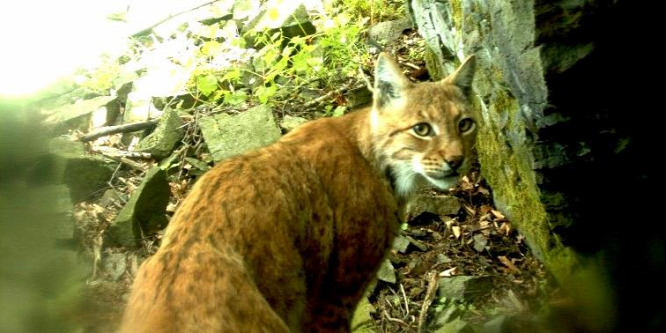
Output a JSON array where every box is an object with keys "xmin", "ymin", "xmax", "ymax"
[{"xmin": 119, "ymin": 53, "xmax": 477, "ymax": 332}]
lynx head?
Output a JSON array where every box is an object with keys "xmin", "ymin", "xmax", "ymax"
[{"xmin": 370, "ymin": 53, "xmax": 477, "ymax": 197}]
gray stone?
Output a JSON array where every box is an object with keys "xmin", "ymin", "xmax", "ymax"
[
  {"xmin": 280, "ymin": 115, "xmax": 308, "ymax": 132},
  {"xmin": 49, "ymin": 185, "xmax": 74, "ymax": 240},
  {"xmin": 434, "ymin": 317, "xmax": 475, "ymax": 333},
  {"xmin": 134, "ymin": 108, "xmax": 184, "ymax": 159},
  {"xmin": 432, "ymin": 305, "xmax": 462, "ymax": 329},
  {"xmin": 42, "ymin": 95, "xmax": 116, "ymax": 128},
  {"xmin": 351, "ymin": 297, "xmax": 376, "ymax": 333},
  {"xmin": 473, "ymin": 234, "xmax": 488, "ymax": 252},
  {"xmin": 107, "ymin": 167, "xmax": 170, "ymax": 248},
  {"xmin": 437, "ymin": 254, "xmax": 453, "ymax": 264},
  {"xmin": 368, "ymin": 18, "xmax": 412, "ymax": 45},
  {"xmin": 124, "ymin": 91, "xmax": 155, "ymax": 123},
  {"xmin": 241, "ymin": 2, "xmax": 316, "ymax": 47},
  {"xmin": 33, "ymin": 136, "xmax": 115, "ymax": 202},
  {"xmin": 406, "ymin": 193, "xmax": 461, "ymax": 221},
  {"xmin": 99, "ymin": 189, "xmax": 125, "ymax": 207},
  {"xmin": 406, "ymin": 235, "xmax": 429, "ymax": 251},
  {"xmin": 376, "ymin": 259, "xmax": 396, "ymax": 284},
  {"xmin": 392, "ymin": 235, "xmax": 411, "ymax": 253},
  {"xmin": 198, "ymin": 105, "xmax": 281, "ymax": 162},
  {"xmin": 103, "ymin": 253, "xmax": 127, "ymax": 281},
  {"xmin": 346, "ymin": 86, "xmax": 373, "ymax": 110},
  {"xmin": 407, "ymin": 257, "xmax": 429, "ymax": 276},
  {"xmin": 438, "ymin": 276, "xmax": 494, "ymax": 301},
  {"xmin": 184, "ymin": 157, "xmax": 212, "ymax": 173},
  {"xmin": 482, "ymin": 315, "xmax": 508, "ymax": 333}
]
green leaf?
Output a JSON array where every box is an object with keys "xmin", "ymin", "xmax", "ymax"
[
  {"xmin": 222, "ymin": 69, "xmax": 242, "ymax": 83},
  {"xmin": 332, "ymin": 106, "xmax": 346, "ymax": 117},
  {"xmin": 291, "ymin": 52, "xmax": 309, "ymax": 73},
  {"xmin": 223, "ymin": 90, "xmax": 248, "ymax": 105},
  {"xmin": 196, "ymin": 74, "xmax": 218, "ymax": 96},
  {"xmin": 201, "ymin": 41, "xmax": 222, "ymax": 57},
  {"xmin": 256, "ymin": 85, "xmax": 277, "ymax": 104}
]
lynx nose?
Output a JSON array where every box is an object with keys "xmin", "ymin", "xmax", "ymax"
[{"xmin": 445, "ymin": 155, "xmax": 464, "ymax": 171}]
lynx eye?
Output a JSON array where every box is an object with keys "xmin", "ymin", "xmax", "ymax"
[
  {"xmin": 412, "ymin": 123, "xmax": 433, "ymax": 137},
  {"xmin": 458, "ymin": 118, "xmax": 475, "ymax": 133}
]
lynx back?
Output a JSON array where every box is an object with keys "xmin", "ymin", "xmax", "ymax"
[{"xmin": 119, "ymin": 53, "xmax": 476, "ymax": 332}]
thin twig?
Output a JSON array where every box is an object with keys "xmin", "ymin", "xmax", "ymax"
[
  {"xmin": 382, "ymin": 310, "xmax": 410, "ymax": 327},
  {"xmin": 91, "ymin": 146, "xmax": 153, "ymax": 159},
  {"xmin": 418, "ymin": 271, "xmax": 439, "ymax": 333},
  {"xmin": 302, "ymin": 82, "xmax": 359, "ymax": 108},
  {"xmin": 80, "ymin": 119, "xmax": 159, "ymax": 142},
  {"xmin": 402, "ymin": 61, "xmax": 421, "ymax": 70},
  {"xmin": 359, "ymin": 65, "xmax": 374, "ymax": 92},
  {"xmin": 400, "ymin": 283, "xmax": 410, "ymax": 316},
  {"xmin": 101, "ymin": 153, "xmax": 146, "ymax": 171}
]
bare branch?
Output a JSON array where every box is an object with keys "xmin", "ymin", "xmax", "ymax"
[
  {"xmin": 418, "ymin": 271, "xmax": 439, "ymax": 333},
  {"xmin": 80, "ymin": 119, "xmax": 159, "ymax": 142}
]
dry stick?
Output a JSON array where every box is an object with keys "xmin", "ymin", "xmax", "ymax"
[
  {"xmin": 382, "ymin": 310, "xmax": 409, "ymax": 327},
  {"xmin": 302, "ymin": 82, "xmax": 359, "ymax": 108},
  {"xmin": 92, "ymin": 147, "xmax": 153, "ymax": 159},
  {"xmin": 418, "ymin": 271, "xmax": 440, "ymax": 333},
  {"xmin": 80, "ymin": 119, "xmax": 159, "ymax": 142},
  {"xmin": 101, "ymin": 153, "xmax": 146, "ymax": 171},
  {"xmin": 400, "ymin": 283, "xmax": 410, "ymax": 316}
]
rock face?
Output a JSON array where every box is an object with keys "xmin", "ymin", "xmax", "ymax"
[
  {"xmin": 33, "ymin": 136, "xmax": 115, "ymax": 202},
  {"xmin": 410, "ymin": 0, "xmax": 660, "ymax": 331},
  {"xmin": 412, "ymin": 0, "xmax": 552, "ymax": 265},
  {"xmin": 134, "ymin": 108, "xmax": 184, "ymax": 159},
  {"xmin": 198, "ymin": 105, "xmax": 281, "ymax": 162},
  {"xmin": 107, "ymin": 167, "xmax": 170, "ymax": 248}
]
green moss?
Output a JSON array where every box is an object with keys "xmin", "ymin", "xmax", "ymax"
[
  {"xmin": 450, "ymin": 0, "xmax": 463, "ymax": 30},
  {"xmin": 424, "ymin": 47, "xmax": 445, "ymax": 80},
  {"xmin": 476, "ymin": 88, "xmax": 557, "ymax": 264}
]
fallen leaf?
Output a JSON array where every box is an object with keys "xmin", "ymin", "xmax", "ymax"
[
  {"xmin": 452, "ymin": 226, "xmax": 461, "ymax": 239},
  {"xmin": 463, "ymin": 204, "xmax": 475, "ymax": 216},
  {"xmin": 166, "ymin": 202, "xmax": 178, "ymax": 213},
  {"xmin": 499, "ymin": 222, "xmax": 512, "ymax": 235},
  {"xmin": 491, "ymin": 209, "xmax": 505, "ymax": 220},
  {"xmin": 498, "ymin": 256, "xmax": 521, "ymax": 273},
  {"xmin": 479, "ymin": 205, "xmax": 492, "ymax": 215},
  {"xmin": 444, "ymin": 218, "xmax": 455, "ymax": 229},
  {"xmin": 439, "ymin": 266, "xmax": 458, "ymax": 277}
]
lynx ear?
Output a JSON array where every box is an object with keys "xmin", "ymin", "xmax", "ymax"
[
  {"xmin": 444, "ymin": 55, "xmax": 476, "ymax": 94},
  {"xmin": 374, "ymin": 53, "xmax": 409, "ymax": 108}
]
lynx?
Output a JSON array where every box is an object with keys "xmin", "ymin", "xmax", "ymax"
[{"xmin": 119, "ymin": 53, "xmax": 477, "ymax": 332}]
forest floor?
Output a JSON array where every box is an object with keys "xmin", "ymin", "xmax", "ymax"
[{"xmin": 72, "ymin": 28, "xmax": 560, "ymax": 333}]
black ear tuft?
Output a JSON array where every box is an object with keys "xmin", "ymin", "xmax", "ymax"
[{"xmin": 374, "ymin": 53, "xmax": 408, "ymax": 108}]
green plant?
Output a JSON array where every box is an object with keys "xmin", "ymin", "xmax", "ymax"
[
  {"xmin": 182, "ymin": 4, "xmax": 374, "ymax": 108},
  {"xmin": 330, "ymin": 0, "xmax": 406, "ymax": 24}
]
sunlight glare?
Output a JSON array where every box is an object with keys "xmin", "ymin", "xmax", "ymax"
[{"xmin": 0, "ymin": 1, "xmax": 130, "ymax": 97}]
